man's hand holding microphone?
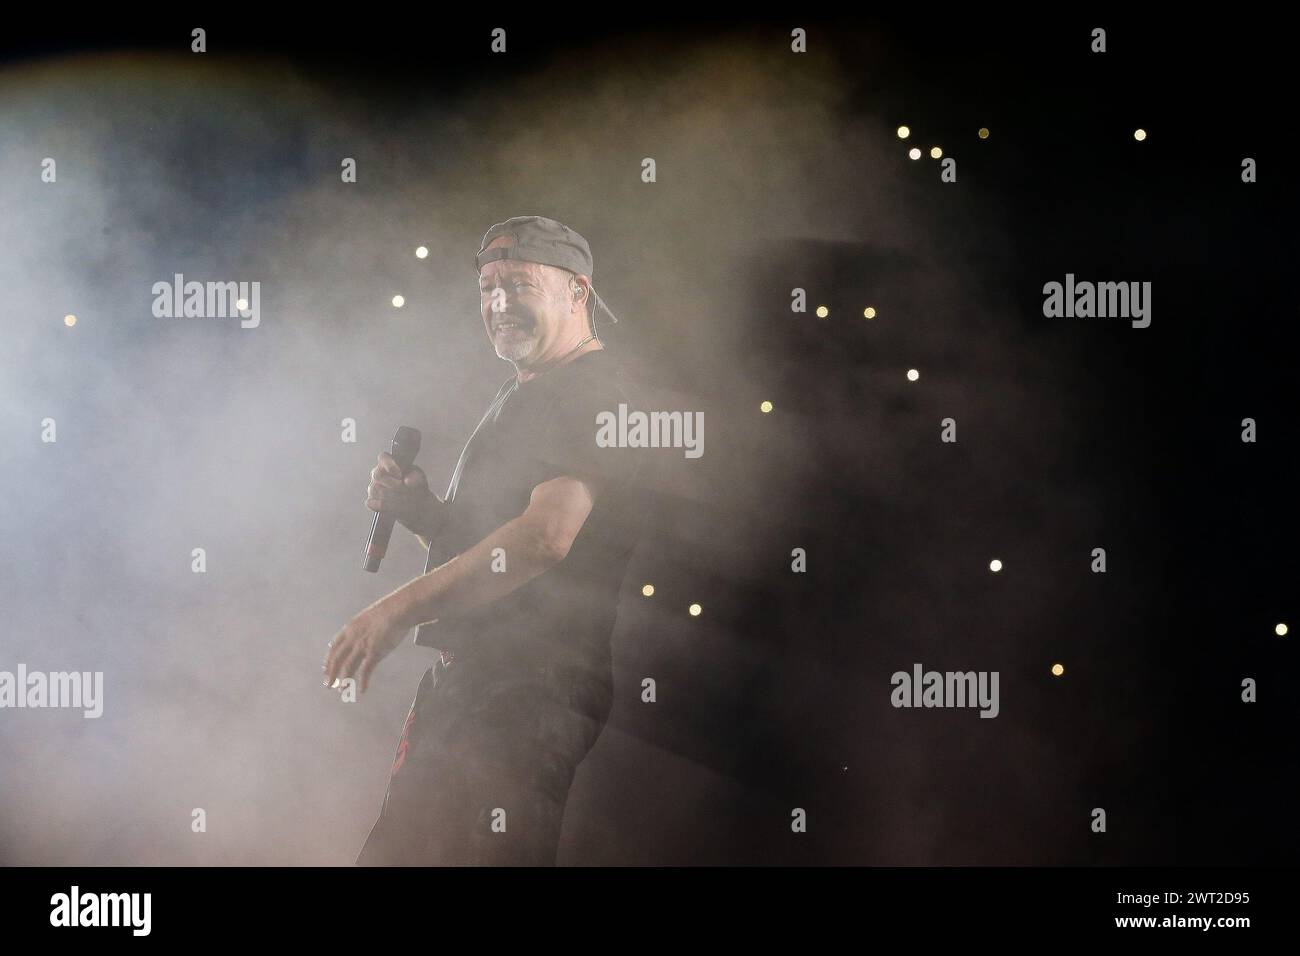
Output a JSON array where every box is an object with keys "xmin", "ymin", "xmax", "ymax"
[{"xmin": 365, "ymin": 452, "xmax": 445, "ymax": 549}]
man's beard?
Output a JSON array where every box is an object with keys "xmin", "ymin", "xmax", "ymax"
[
  {"xmin": 491, "ymin": 312, "xmax": 541, "ymax": 363},
  {"xmin": 494, "ymin": 328, "xmax": 540, "ymax": 362}
]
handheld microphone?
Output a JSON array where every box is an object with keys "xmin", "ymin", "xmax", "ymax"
[{"xmin": 363, "ymin": 425, "xmax": 422, "ymax": 572}]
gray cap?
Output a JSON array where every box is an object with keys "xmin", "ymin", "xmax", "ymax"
[{"xmin": 476, "ymin": 216, "xmax": 619, "ymax": 324}]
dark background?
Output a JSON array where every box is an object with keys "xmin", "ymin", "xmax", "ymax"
[{"xmin": 2, "ymin": 11, "xmax": 1294, "ymax": 865}]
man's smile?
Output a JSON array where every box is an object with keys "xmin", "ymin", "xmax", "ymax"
[{"xmin": 492, "ymin": 315, "xmax": 535, "ymax": 336}]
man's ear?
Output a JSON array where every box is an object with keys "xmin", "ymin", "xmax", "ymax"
[
  {"xmin": 572, "ymin": 276, "xmax": 598, "ymax": 332},
  {"xmin": 569, "ymin": 274, "xmax": 591, "ymax": 304}
]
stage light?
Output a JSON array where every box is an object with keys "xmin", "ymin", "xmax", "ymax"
[
  {"xmin": 816, "ymin": 306, "xmax": 829, "ymax": 318},
  {"xmin": 63, "ymin": 314, "xmax": 76, "ymax": 327},
  {"xmin": 1277, "ymin": 623, "xmax": 1289, "ymax": 637},
  {"xmin": 863, "ymin": 307, "xmax": 876, "ymax": 319},
  {"xmin": 989, "ymin": 559, "xmax": 1002, "ymax": 572},
  {"xmin": 978, "ymin": 127, "xmax": 990, "ymax": 139},
  {"xmin": 760, "ymin": 401, "xmax": 773, "ymax": 413},
  {"xmin": 689, "ymin": 603, "xmax": 702, "ymax": 617},
  {"xmin": 897, "ymin": 125, "xmax": 910, "ymax": 139},
  {"xmin": 641, "ymin": 584, "xmax": 654, "ymax": 597},
  {"xmin": 1051, "ymin": 663, "xmax": 1065, "ymax": 677},
  {"xmin": 392, "ymin": 295, "xmax": 405, "ymax": 308},
  {"xmin": 415, "ymin": 246, "xmax": 429, "ymax": 259},
  {"xmin": 236, "ymin": 298, "xmax": 248, "ymax": 312},
  {"xmin": 1134, "ymin": 128, "xmax": 1147, "ymax": 141},
  {"xmin": 930, "ymin": 146, "xmax": 942, "ymax": 159},
  {"xmin": 908, "ymin": 147, "xmax": 922, "ymax": 160},
  {"xmin": 906, "ymin": 368, "xmax": 919, "ymax": 381}
]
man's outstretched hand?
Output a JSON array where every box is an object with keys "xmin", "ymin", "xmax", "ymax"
[{"xmin": 322, "ymin": 601, "xmax": 409, "ymax": 695}]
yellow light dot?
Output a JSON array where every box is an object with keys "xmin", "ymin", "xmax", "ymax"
[
  {"xmin": 908, "ymin": 147, "xmax": 922, "ymax": 160},
  {"xmin": 760, "ymin": 401, "xmax": 773, "ymax": 414},
  {"xmin": 63, "ymin": 314, "xmax": 76, "ymax": 327},
  {"xmin": 688, "ymin": 603, "xmax": 702, "ymax": 617},
  {"xmin": 906, "ymin": 368, "xmax": 919, "ymax": 381},
  {"xmin": 641, "ymin": 584, "xmax": 654, "ymax": 597},
  {"xmin": 392, "ymin": 295, "xmax": 405, "ymax": 308},
  {"xmin": 897, "ymin": 125, "xmax": 910, "ymax": 139},
  {"xmin": 930, "ymin": 146, "xmax": 942, "ymax": 159},
  {"xmin": 1051, "ymin": 663, "xmax": 1065, "ymax": 677},
  {"xmin": 1277, "ymin": 623, "xmax": 1289, "ymax": 637},
  {"xmin": 1134, "ymin": 128, "xmax": 1147, "ymax": 142},
  {"xmin": 989, "ymin": 559, "xmax": 1002, "ymax": 572},
  {"xmin": 415, "ymin": 246, "xmax": 429, "ymax": 259},
  {"xmin": 863, "ymin": 307, "xmax": 876, "ymax": 319},
  {"xmin": 815, "ymin": 306, "xmax": 829, "ymax": 318},
  {"xmin": 978, "ymin": 127, "xmax": 990, "ymax": 139}
]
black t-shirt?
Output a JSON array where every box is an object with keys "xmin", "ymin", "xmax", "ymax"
[{"xmin": 414, "ymin": 349, "xmax": 644, "ymax": 692}]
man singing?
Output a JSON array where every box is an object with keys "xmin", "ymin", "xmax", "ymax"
[{"xmin": 322, "ymin": 216, "xmax": 644, "ymax": 865}]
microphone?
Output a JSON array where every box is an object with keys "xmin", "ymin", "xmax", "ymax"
[{"xmin": 363, "ymin": 425, "xmax": 422, "ymax": 572}]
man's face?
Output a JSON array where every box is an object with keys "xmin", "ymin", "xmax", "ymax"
[
  {"xmin": 479, "ymin": 236, "xmax": 593, "ymax": 367},
  {"xmin": 478, "ymin": 236, "xmax": 586, "ymax": 366}
]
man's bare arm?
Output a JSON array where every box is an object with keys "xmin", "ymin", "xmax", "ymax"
[
  {"xmin": 323, "ymin": 475, "xmax": 596, "ymax": 692},
  {"xmin": 388, "ymin": 475, "xmax": 594, "ymax": 630}
]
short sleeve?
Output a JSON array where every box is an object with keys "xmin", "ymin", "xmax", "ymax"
[{"xmin": 533, "ymin": 371, "xmax": 641, "ymax": 499}]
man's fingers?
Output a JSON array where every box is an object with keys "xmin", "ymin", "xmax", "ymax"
[
  {"xmin": 358, "ymin": 654, "xmax": 379, "ymax": 695},
  {"xmin": 402, "ymin": 466, "xmax": 426, "ymax": 488},
  {"xmin": 336, "ymin": 639, "xmax": 369, "ymax": 686},
  {"xmin": 377, "ymin": 452, "xmax": 403, "ymax": 477},
  {"xmin": 322, "ymin": 635, "xmax": 347, "ymax": 686},
  {"xmin": 366, "ymin": 489, "xmax": 403, "ymax": 513}
]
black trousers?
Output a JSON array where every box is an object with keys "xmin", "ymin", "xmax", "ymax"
[{"xmin": 356, "ymin": 655, "xmax": 610, "ymax": 866}]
